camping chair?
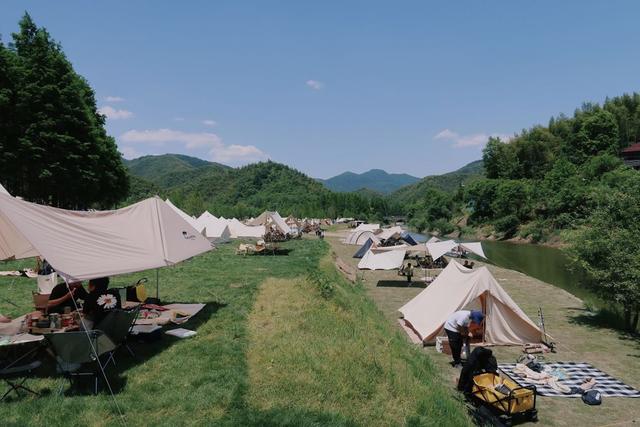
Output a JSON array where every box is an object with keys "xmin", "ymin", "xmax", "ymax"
[
  {"xmin": 46, "ymin": 331, "xmax": 115, "ymax": 395},
  {"xmin": 95, "ymin": 306, "xmax": 141, "ymax": 366},
  {"xmin": 0, "ymin": 360, "xmax": 42, "ymax": 401}
]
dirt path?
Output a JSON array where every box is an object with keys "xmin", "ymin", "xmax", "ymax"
[{"xmin": 326, "ymin": 231, "xmax": 640, "ymax": 427}]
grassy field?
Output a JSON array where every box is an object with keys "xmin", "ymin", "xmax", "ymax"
[
  {"xmin": 326, "ymin": 229, "xmax": 640, "ymax": 427},
  {"xmin": 0, "ymin": 238, "xmax": 470, "ymax": 426}
]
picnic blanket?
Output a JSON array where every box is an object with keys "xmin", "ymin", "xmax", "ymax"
[
  {"xmin": 500, "ymin": 362, "xmax": 640, "ymax": 398},
  {"xmin": 135, "ymin": 303, "xmax": 206, "ymax": 326}
]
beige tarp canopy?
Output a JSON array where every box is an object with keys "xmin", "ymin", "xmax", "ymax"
[
  {"xmin": 399, "ymin": 261, "xmax": 541, "ymax": 345},
  {"xmin": 0, "ymin": 194, "xmax": 213, "ymax": 281},
  {"xmin": 425, "ymin": 240, "xmax": 487, "ymax": 260},
  {"xmin": 426, "ymin": 239, "xmax": 457, "ymax": 260},
  {"xmin": 0, "ymin": 183, "xmax": 8, "ymax": 195},
  {"xmin": 358, "ymin": 248, "xmax": 406, "ymax": 270}
]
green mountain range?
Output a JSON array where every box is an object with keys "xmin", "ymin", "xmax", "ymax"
[
  {"xmin": 124, "ymin": 153, "xmax": 483, "ymax": 219},
  {"xmin": 319, "ymin": 169, "xmax": 420, "ymax": 194},
  {"xmin": 388, "ymin": 160, "xmax": 484, "ymax": 205},
  {"xmin": 124, "ymin": 155, "xmax": 388, "ymax": 219}
]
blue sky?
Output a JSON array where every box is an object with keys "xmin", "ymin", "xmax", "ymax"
[{"xmin": 2, "ymin": 1, "xmax": 639, "ymax": 178}]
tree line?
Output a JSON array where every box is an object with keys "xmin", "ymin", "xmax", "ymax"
[
  {"xmin": 403, "ymin": 94, "xmax": 640, "ymax": 331},
  {"xmin": 0, "ymin": 14, "xmax": 128, "ymax": 209}
]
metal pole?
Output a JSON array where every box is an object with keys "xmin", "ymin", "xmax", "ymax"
[{"xmin": 156, "ymin": 268, "xmax": 160, "ymax": 301}]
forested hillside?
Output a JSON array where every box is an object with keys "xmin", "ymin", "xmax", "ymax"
[
  {"xmin": 390, "ymin": 160, "xmax": 483, "ymax": 205},
  {"xmin": 127, "ymin": 159, "xmax": 391, "ymax": 220},
  {"xmin": 320, "ymin": 169, "xmax": 420, "ymax": 194},
  {"xmin": 0, "ymin": 14, "xmax": 128, "ymax": 208},
  {"xmin": 125, "ymin": 154, "xmax": 229, "ymax": 188}
]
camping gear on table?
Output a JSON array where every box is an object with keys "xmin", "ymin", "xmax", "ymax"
[{"xmin": 471, "ymin": 372, "xmax": 538, "ymax": 424}]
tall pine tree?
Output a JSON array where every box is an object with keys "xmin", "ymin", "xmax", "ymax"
[{"xmin": 0, "ymin": 13, "xmax": 128, "ymax": 208}]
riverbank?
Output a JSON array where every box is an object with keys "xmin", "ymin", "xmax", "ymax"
[{"xmin": 326, "ymin": 231, "xmax": 640, "ymax": 426}]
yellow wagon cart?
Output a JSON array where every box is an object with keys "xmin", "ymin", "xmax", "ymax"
[{"xmin": 471, "ymin": 372, "xmax": 538, "ymax": 426}]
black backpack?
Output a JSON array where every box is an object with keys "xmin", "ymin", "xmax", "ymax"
[{"xmin": 582, "ymin": 390, "xmax": 602, "ymax": 405}]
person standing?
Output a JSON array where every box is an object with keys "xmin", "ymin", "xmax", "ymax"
[
  {"xmin": 443, "ymin": 310, "xmax": 485, "ymax": 367},
  {"xmin": 405, "ymin": 262, "xmax": 414, "ymax": 285}
]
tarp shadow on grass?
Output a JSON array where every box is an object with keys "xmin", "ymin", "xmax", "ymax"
[
  {"xmin": 12, "ymin": 300, "xmax": 226, "ymax": 396},
  {"xmin": 376, "ymin": 280, "xmax": 426, "ymax": 289}
]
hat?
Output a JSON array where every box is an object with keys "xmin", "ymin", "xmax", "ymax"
[{"xmin": 470, "ymin": 310, "xmax": 485, "ymax": 324}]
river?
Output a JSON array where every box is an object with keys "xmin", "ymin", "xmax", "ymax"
[{"xmin": 407, "ymin": 232, "xmax": 602, "ymax": 308}]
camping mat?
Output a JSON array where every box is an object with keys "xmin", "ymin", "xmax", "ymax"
[
  {"xmin": 135, "ymin": 303, "xmax": 205, "ymax": 326},
  {"xmin": 500, "ymin": 362, "xmax": 640, "ymax": 398}
]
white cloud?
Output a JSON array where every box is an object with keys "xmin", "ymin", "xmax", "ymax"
[
  {"xmin": 211, "ymin": 144, "xmax": 268, "ymax": 164},
  {"xmin": 119, "ymin": 128, "xmax": 268, "ymax": 165},
  {"xmin": 120, "ymin": 146, "xmax": 140, "ymax": 160},
  {"xmin": 202, "ymin": 119, "xmax": 217, "ymax": 127},
  {"xmin": 105, "ymin": 96, "xmax": 125, "ymax": 103},
  {"xmin": 99, "ymin": 105, "xmax": 134, "ymax": 120},
  {"xmin": 434, "ymin": 128, "xmax": 511, "ymax": 148},
  {"xmin": 306, "ymin": 79, "xmax": 324, "ymax": 90}
]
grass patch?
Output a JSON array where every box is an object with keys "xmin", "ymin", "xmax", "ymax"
[
  {"xmin": 247, "ymin": 254, "xmax": 470, "ymax": 426},
  {"xmin": 0, "ymin": 239, "xmax": 469, "ymax": 426}
]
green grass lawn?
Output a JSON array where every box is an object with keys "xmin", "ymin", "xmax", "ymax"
[{"xmin": 0, "ymin": 239, "xmax": 470, "ymax": 426}]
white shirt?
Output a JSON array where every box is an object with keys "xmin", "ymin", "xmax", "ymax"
[{"xmin": 444, "ymin": 310, "xmax": 471, "ymax": 333}]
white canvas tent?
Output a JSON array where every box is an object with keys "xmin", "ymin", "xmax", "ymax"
[
  {"xmin": 354, "ymin": 223, "xmax": 379, "ymax": 232},
  {"xmin": 345, "ymin": 230, "xmax": 377, "ymax": 245},
  {"xmin": 198, "ymin": 216, "xmax": 232, "ymax": 243},
  {"xmin": 249, "ymin": 211, "xmax": 291, "ymax": 235},
  {"xmin": 0, "ymin": 183, "xmax": 8, "ymax": 195},
  {"xmin": 195, "ymin": 211, "xmax": 218, "ymax": 233},
  {"xmin": 227, "ymin": 218, "xmax": 265, "ymax": 239},
  {"xmin": 426, "ymin": 236, "xmax": 440, "ymax": 243},
  {"xmin": 0, "ymin": 194, "xmax": 213, "ymax": 281},
  {"xmin": 399, "ymin": 261, "xmax": 541, "ymax": 345},
  {"xmin": 377, "ymin": 226, "xmax": 404, "ymax": 241},
  {"xmin": 165, "ymin": 199, "xmax": 200, "ymax": 232},
  {"xmin": 358, "ymin": 248, "xmax": 406, "ymax": 270}
]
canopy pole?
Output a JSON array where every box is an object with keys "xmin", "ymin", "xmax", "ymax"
[{"xmin": 156, "ymin": 268, "xmax": 159, "ymax": 301}]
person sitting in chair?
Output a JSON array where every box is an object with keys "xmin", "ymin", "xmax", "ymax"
[
  {"xmin": 83, "ymin": 277, "xmax": 121, "ymax": 327},
  {"xmin": 47, "ymin": 281, "xmax": 88, "ymax": 314}
]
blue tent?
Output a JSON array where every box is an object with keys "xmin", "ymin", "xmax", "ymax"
[
  {"xmin": 401, "ymin": 232, "xmax": 418, "ymax": 246},
  {"xmin": 353, "ymin": 238, "xmax": 375, "ymax": 258}
]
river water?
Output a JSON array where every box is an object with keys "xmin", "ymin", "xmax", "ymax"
[{"xmin": 408, "ymin": 232, "xmax": 602, "ymax": 308}]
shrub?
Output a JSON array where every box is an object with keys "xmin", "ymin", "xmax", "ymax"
[
  {"xmin": 493, "ymin": 214, "xmax": 519, "ymax": 237},
  {"xmin": 307, "ymin": 270, "xmax": 335, "ymax": 299}
]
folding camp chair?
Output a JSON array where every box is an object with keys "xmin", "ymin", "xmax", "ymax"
[
  {"xmin": 95, "ymin": 306, "xmax": 140, "ymax": 366},
  {"xmin": 0, "ymin": 360, "xmax": 41, "ymax": 401},
  {"xmin": 46, "ymin": 331, "xmax": 115, "ymax": 395}
]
